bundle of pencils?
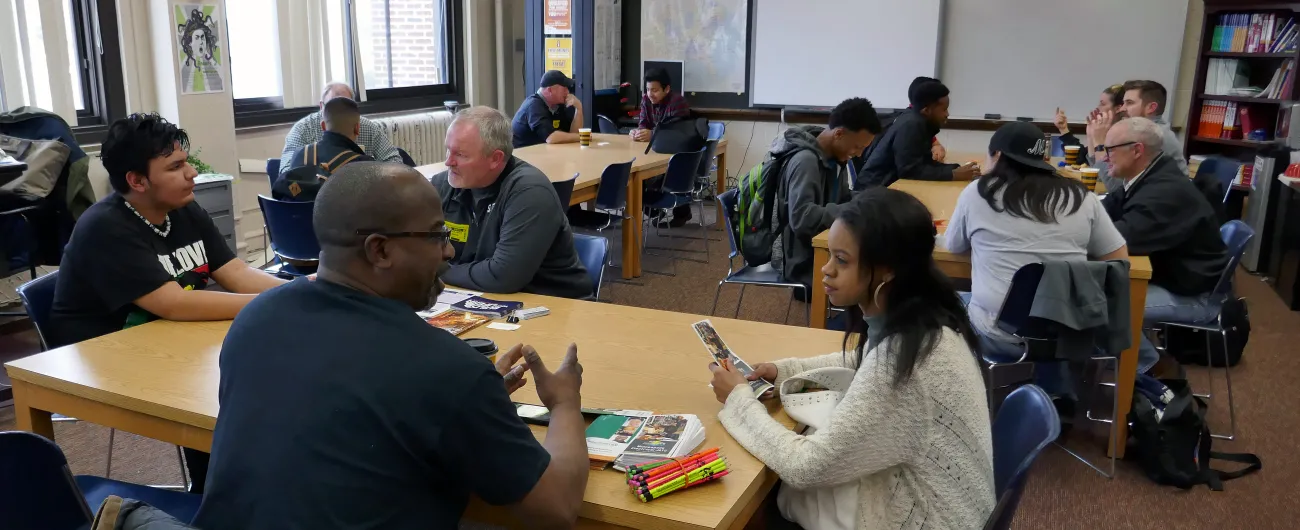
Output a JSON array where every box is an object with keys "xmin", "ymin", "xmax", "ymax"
[{"xmin": 624, "ymin": 448, "xmax": 729, "ymax": 502}]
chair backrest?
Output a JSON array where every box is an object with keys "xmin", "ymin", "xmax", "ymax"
[
  {"xmin": 984, "ymin": 385, "xmax": 1060, "ymax": 530},
  {"xmin": 17, "ymin": 271, "xmax": 59, "ymax": 350},
  {"xmin": 595, "ymin": 160, "xmax": 635, "ymax": 211},
  {"xmin": 717, "ymin": 189, "xmax": 741, "ymax": 259},
  {"xmin": 257, "ymin": 195, "xmax": 321, "ymax": 262},
  {"xmin": 994, "ymin": 263, "xmax": 1047, "ymax": 338},
  {"xmin": 1202, "ymin": 155, "xmax": 1242, "ymax": 203},
  {"xmin": 0, "ymin": 431, "xmax": 95, "ymax": 530},
  {"xmin": 397, "ymin": 147, "xmax": 417, "ymax": 167},
  {"xmin": 696, "ymin": 138, "xmax": 719, "ymax": 178},
  {"xmin": 572, "ymin": 233, "xmax": 608, "ymax": 299},
  {"xmin": 265, "ymin": 158, "xmax": 280, "ymax": 187},
  {"xmin": 707, "ymin": 121, "xmax": 725, "ymax": 140},
  {"xmin": 1212, "ymin": 220, "xmax": 1254, "ymax": 299},
  {"xmin": 552, "ymin": 174, "xmax": 578, "ymax": 208},
  {"xmin": 661, "ymin": 149, "xmax": 706, "ymax": 194},
  {"xmin": 597, "ymin": 114, "xmax": 620, "ymax": 134}
]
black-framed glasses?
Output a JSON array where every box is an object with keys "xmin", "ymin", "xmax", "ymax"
[
  {"xmin": 355, "ymin": 226, "xmax": 453, "ymax": 245},
  {"xmin": 1102, "ymin": 141, "xmax": 1138, "ymax": 155}
]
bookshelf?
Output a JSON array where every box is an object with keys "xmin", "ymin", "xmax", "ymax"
[{"xmin": 1186, "ymin": 3, "xmax": 1299, "ymax": 158}]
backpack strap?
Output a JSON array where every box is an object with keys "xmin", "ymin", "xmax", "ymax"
[
  {"xmin": 1208, "ymin": 451, "xmax": 1262, "ymax": 482},
  {"xmin": 321, "ymin": 151, "xmax": 362, "ymax": 174}
]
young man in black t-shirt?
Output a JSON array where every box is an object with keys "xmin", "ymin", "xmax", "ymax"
[
  {"xmin": 50, "ymin": 113, "xmax": 285, "ymax": 347},
  {"xmin": 194, "ymin": 162, "xmax": 591, "ymax": 529}
]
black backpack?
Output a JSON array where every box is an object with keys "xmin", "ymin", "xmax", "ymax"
[
  {"xmin": 1127, "ymin": 376, "xmax": 1260, "ymax": 490},
  {"xmin": 1165, "ymin": 297, "xmax": 1250, "ymax": 367},
  {"xmin": 273, "ymin": 144, "xmax": 364, "ymax": 202},
  {"xmin": 645, "ymin": 113, "xmax": 707, "ymax": 155}
]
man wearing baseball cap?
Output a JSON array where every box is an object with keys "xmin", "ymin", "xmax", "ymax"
[{"xmin": 511, "ymin": 70, "xmax": 584, "ymax": 148}]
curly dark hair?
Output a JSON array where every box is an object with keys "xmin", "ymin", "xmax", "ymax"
[
  {"xmin": 178, "ymin": 8, "xmax": 218, "ymax": 67},
  {"xmin": 828, "ymin": 97, "xmax": 883, "ymax": 134},
  {"xmin": 100, "ymin": 113, "xmax": 190, "ymax": 194}
]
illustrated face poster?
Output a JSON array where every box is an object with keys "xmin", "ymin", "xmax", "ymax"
[{"xmin": 175, "ymin": 3, "xmax": 225, "ymax": 94}]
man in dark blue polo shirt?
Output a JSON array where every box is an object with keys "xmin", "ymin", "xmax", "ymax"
[
  {"xmin": 194, "ymin": 162, "xmax": 591, "ymax": 529},
  {"xmin": 511, "ymin": 70, "xmax": 584, "ymax": 148}
]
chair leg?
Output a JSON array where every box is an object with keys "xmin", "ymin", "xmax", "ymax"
[
  {"xmin": 177, "ymin": 445, "xmax": 190, "ymax": 490},
  {"xmin": 734, "ymin": 285, "xmax": 747, "ymax": 318},
  {"xmin": 783, "ymin": 292, "xmax": 794, "ymax": 325},
  {"xmin": 1213, "ymin": 329, "xmax": 1237, "ymax": 441},
  {"xmin": 710, "ymin": 282, "xmax": 725, "ymax": 316},
  {"xmin": 105, "ymin": 428, "xmax": 116, "ymax": 477}
]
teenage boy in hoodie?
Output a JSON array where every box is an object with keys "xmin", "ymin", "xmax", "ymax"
[
  {"xmin": 856, "ymin": 78, "xmax": 980, "ymax": 189},
  {"xmin": 772, "ymin": 97, "xmax": 882, "ymax": 296}
]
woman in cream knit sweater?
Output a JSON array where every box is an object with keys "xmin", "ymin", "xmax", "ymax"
[{"xmin": 709, "ymin": 189, "xmax": 995, "ymax": 530}]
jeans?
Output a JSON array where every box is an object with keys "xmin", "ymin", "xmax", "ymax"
[{"xmin": 1141, "ymin": 283, "xmax": 1218, "ymax": 370}]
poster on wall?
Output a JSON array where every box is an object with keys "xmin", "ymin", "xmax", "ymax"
[
  {"xmin": 174, "ymin": 2, "xmax": 226, "ymax": 94},
  {"xmin": 545, "ymin": 0, "xmax": 571, "ymax": 34},
  {"xmin": 545, "ymin": 38, "xmax": 573, "ymax": 77}
]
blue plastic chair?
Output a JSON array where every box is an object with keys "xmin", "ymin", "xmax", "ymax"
[
  {"xmin": 1155, "ymin": 220, "xmax": 1253, "ymax": 441},
  {"xmin": 707, "ymin": 121, "xmax": 725, "ymax": 140},
  {"xmin": 983, "ymin": 385, "xmax": 1060, "ymax": 530},
  {"xmin": 1208, "ymin": 156, "xmax": 1243, "ymax": 202},
  {"xmin": 590, "ymin": 160, "xmax": 634, "ymax": 268},
  {"xmin": 597, "ymin": 114, "xmax": 620, "ymax": 134},
  {"xmin": 572, "ymin": 233, "xmax": 608, "ymax": 300},
  {"xmin": 553, "ymin": 173, "xmax": 579, "ymax": 208},
  {"xmin": 16, "ymin": 270, "xmax": 58, "ymax": 350},
  {"xmin": 265, "ymin": 158, "xmax": 280, "ymax": 187},
  {"xmin": 258, "ymin": 195, "xmax": 320, "ymax": 276},
  {"xmin": 644, "ymin": 149, "xmax": 709, "ymax": 270},
  {"xmin": 711, "ymin": 189, "xmax": 809, "ymax": 324},
  {"xmin": 0, "ymin": 431, "xmax": 202, "ymax": 529}
]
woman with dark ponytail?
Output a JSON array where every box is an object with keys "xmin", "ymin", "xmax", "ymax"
[{"xmin": 708, "ymin": 188, "xmax": 993, "ymax": 530}]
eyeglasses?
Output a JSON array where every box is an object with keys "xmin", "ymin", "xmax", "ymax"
[
  {"xmin": 1101, "ymin": 141, "xmax": 1138, "ymax": 155},
  {"xmin": 355, "ymin": 226, "xmax": 453, "ymax": 245}
]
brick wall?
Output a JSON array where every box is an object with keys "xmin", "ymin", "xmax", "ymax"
[{"xmin": 366, "ymin": 0, "xmax": 446, "ymax": 88}]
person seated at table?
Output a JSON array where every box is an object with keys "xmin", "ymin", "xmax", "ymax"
[
  {"xmin": 629, "ymin": 67, "xmax": 690, "ymax": 142},
  {"xmin": 770, "ymin": 97, "xmax": 881, "ymax": 299},
  {"xmin": 193, "ymin": 161, "xmax": 590, "ymax": 529},
  {"xmin": 1099, "ymin": 117, "xmax": 1228, "ymax": 374},
  {"xmin": 708, "ymin": 188, "xmax": 994, "ymax": 530},
  {"xmin": 49, "ymin": 113, "xmax": 286, "ymax": 492},
  {"xmin": 278, "ymin": 81, "xmax": 401, "ymax": 178},
  {"xmin": 512, "ymin": 70, "xmax": 584, "ymax": 148},
  {"xmin": 1054, "ymin": 83, "xmax": 1125, "ymax": 152},
  {"xmin": 856, "ymin": 77, "xmax": 981, "ymax": 188},
  {"xmin": 275, "ymin": 96, "xmax": 373, "ymax": 201},
  {"xmin": 433, "ymin": 106, "xmax": 591, "ymax": 298},
  {"xmin": 1087, "ymin": 80, "xmax": 1188, "ymax": 192},
  {"xmin": 946, "ymin": 121, "xmax": 1129, "ymax": 397}
]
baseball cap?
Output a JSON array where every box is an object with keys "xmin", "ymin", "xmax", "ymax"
[
  {"xmin": 989, "ymin": 121, "xmax": 1056, "ymax": 172},
  {"xmin": 540, "ymin": 70, "xmax": 573, "ymax": 90}
]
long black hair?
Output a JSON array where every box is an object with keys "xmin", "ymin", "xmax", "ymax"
[
  {"xmin": 977, "ymin": 155, "xmax": 1088, "ymax": 224},
  {"xmin": 837, "ymin": 188, "xmax": 980, "ymax": 387}
]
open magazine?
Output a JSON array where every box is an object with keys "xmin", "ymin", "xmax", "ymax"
[
  {"xmin": 611, "ymin": 415, "xmax": 706, "ymax": 471},
  {"xmin": 693, "ymin": 319, "xmax": 774, "ymax": 395}
]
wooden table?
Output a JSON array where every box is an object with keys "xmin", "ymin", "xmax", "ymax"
[
  {"xmin": 417, "ymin": 134, "xmax": 729, "ymax": 280},
  {"xmin": 809, "ymin": 179, "xmax": 1151, "ymax": 458},
  {"xmin": 6, "ymin": 294, "xmax": 837, "ymax": 530}
]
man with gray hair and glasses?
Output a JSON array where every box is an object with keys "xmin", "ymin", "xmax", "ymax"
[
  {"xmin": 430, "ymin": 106, "xmax": 591, "ymax": 298},
  {"xmin": 277, "ymin": 81, "xmax": 402, "ymax": 178},
  {"xmin": 1099, "ymin": 117, "xmax": 1228, "ymax": 373}
]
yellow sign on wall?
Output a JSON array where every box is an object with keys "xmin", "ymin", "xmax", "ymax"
[{"xmin": 545, "ymin": 37, "xmax": 573, "ymax": 77}]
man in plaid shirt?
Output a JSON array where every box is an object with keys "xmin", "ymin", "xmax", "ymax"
[
  {"xmin": 278, "ymin": 82, "xmax": 402, "ymax": 178},
  {"xmin": 630, "ymin": 68, "xmax": 690, "ymax": 142}
]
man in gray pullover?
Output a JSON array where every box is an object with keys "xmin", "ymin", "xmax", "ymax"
[
  {"xmin": 430, "ymin": 107, "xmax": 591, "ymax": 299},
  {"xmin": 772, "ymin": 98, "xmax": 882, "ymax": 297}
]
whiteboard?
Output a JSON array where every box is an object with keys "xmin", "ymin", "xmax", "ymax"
[
  {"xmin": 940, "ymin": 0, "xmax": 1188, "ymax": 121},
  {"xmin": 749, "ymin": 0, "xmax": 942, "ymax": 109}
]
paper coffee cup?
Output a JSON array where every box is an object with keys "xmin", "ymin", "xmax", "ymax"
[
  {"xmin": 1079, "ymin": 167, "xmax": 1099, "ymax": 192},
  {"xmin": 579, "ymin": 128, "xmax": 592, "ymax": 134}
]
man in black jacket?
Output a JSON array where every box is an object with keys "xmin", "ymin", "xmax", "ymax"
[
  {"xmin": 855, "ymin": 78, "xmax": 980, "ymax": 188},
  {"xmin": 1100, "ymin": 117, "xmax": 1228, "ymax": 370},
  {"xmin": 277, "ymin": 97, "xmax": 374, "ymax": 201}
]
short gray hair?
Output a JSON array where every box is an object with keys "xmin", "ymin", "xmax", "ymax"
[
  {"xmin": 320, "ymin": 81, "xmax": 353, "ymax": 102},
  {"xmin": 1120, "ymin": 117, "xmax": 1163, "ymax": 153},
  {"xmin": 451, "ymin": 106, "xmax": 513, "ymax": 159}
]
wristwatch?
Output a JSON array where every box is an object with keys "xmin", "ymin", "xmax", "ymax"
[{"xmin": 1094, "ymin": 145, "xmax": 1106, "ymax": 153}]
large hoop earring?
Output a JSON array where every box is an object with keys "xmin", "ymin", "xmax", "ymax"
[{"xmin": 873, "ymin": 278, "xmax": 892, "ymax": 310}]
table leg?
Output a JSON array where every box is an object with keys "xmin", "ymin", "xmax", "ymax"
[
  {"xmin": 12, "ymin": 380, "xmax": 55, "ymax": 441},
  {"xmin": 622, "ymin": 171, "xmax": 645, "ymax": 279},
  {"xmin": 715, "ymin": 150, "xmax": 729, "ymax": 230},
  {"xmin": 1109, "ymin": 277, "xmax": 1148, "ymax": 458},
  {"xmin": 810, "ymin": 247, "xmax": 829, "ymax": 329}
]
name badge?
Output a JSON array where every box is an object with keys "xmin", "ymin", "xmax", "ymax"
[
  {"xmin": 553, "ymin": 119, "xmax": 561, "ymax": 129},
  {"xmin": 446, "ymin": 221, "xmax": 469, "ymax": 243}
]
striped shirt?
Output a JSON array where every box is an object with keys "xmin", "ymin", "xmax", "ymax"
[
  {"xmin": 278, "ymin": 112, "xmax": 401, "ymax": 175},
  {"xmin": 636, "ymin": 90, "xmax": 690, "ymax": 130}
]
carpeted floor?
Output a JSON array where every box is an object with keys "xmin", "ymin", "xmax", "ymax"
[{"xmin": 0, "ymin": 204, "xmax": 1291, "ymax": 528}]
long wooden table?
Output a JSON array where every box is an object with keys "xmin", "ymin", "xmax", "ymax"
[
  {"xmin": 809, "ymin": 179, "xmax": 1151, "ymax": 458},
  {"xmin": 6, "ymin": 293, "xmax": 838, "ymax": 530},
  {"xmin": 417, "ymin": 134, "xmax": 729, "ymax": 280}
]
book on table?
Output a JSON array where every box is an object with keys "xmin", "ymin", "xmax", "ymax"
[
  {"xmin": 585, "ymin": 412, "xmax": 706, "ymax": 471},
  {"xmin": 416, "ymin": 288, "xmax": 523, "ymax": 334}
]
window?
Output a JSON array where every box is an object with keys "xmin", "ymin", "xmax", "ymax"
[{"xmin": 230, "ymin": 0, "xmax": 462, "ymax": 127}]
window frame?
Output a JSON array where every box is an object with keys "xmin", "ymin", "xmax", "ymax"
[
  {"xmin": 232, "ymin": 0, "xmax": 464, "ymax": 129},
  {"xmin": 68, "ymin": 0, "xmax": 127, "ymax": 145}
]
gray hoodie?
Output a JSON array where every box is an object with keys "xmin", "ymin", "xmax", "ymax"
[{"xmin": 770, "ymin": 125, "xmax": 851, "ymax": 289}]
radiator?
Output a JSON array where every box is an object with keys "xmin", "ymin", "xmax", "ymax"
[{"xmin": 371, "ymin": 110, "xmax": 455, "ymax": 166}]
